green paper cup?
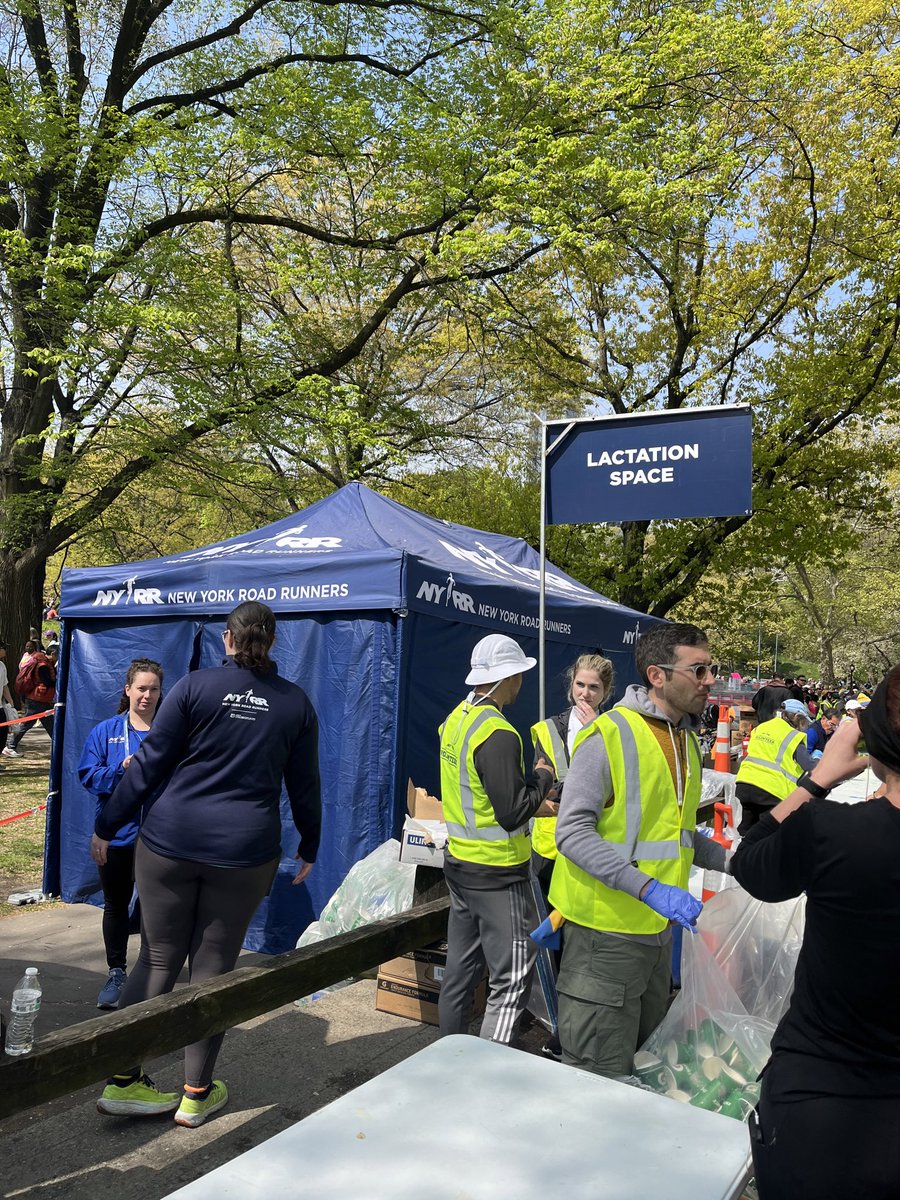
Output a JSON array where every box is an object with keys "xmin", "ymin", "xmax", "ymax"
[
  {"xmin": 690, "ymin": 1076, "xmax": 727, "ymax": 1111},
  {"xmin": 724, "ymin": 1042, "xmax": 754, "ymax": 1078},
  {"xmin": 700, "ymin": 1055, "xmax": 728, "ymax": 1082},
  {"xmin": 633, "ymin": 1052, "xmax": 668, "ymax": 1091},
  {"xmin": 717, "ymin": 1088, "xmax": 746, "ymax": 1120}
]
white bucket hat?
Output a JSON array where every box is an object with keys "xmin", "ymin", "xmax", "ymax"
[{"xmin": 465, "ymin": 634, "xmax": 536, "ymax": 685}]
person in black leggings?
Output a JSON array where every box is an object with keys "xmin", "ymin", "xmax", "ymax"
[
  {"xmin": 732, "ymin": 670, "xmax": 900, "ymax": 1200},
  {"xmin": 90, "ymin": 601, "xmax": 322, "ymax": 1127},
  {"xmin": 78, "ymin": 658, "xmax": 163, "ymax": 1009}
]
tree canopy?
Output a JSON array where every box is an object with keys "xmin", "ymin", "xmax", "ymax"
[{"xmin": 4, "ymin": 0, "xmax": 900, "ymax": 663}]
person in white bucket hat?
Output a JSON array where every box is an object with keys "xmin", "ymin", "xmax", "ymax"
[
  {"xmin": 464, "ymin": 633, "xmax": 537, "ymax": 686},
  {"xmin": 438, "ymin": 634, "xmax": 558, "ymax": 1045}
]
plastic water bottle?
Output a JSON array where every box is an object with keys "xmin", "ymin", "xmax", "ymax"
[{"xmin": 5, "ymin": 967, "xmax": 42, "ymax": 1056}]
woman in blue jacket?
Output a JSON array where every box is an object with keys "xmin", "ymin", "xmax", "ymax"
[
  {"xmin": 90, "ymin": 601, "xmax": 321, "ymax": 1129},
  {"xmin": 78, "ymin": 658, "xmax": 163, "ymax": 1010}
]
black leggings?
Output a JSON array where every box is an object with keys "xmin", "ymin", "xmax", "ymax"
[
  {"xmin": 97, "ymin": 843, "xmax": 136, "ymax": 970},
  {"xmin": 752, "ymin": 1074, "xmax": 900, "ymax": 1200},
  {"xmin": 119, "ymin": 839, "xmax": 278, "ymax": 1087}
]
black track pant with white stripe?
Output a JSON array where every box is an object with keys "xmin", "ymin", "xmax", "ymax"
[{"xmin": 438, "ymin": 875, "xmax": 538, "ymax": 1045}]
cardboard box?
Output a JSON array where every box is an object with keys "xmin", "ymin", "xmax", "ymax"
[
  {"xmin": 399, "ymin": 779, "xmax": 448, "ymax": 867},
  {"xmin": 399, "ymin": 821, "xmax": 447, "ymax": 867},
  {"xmin": 380, "ymin": 940, "xmax": 448, "ymax": 987},
  {"xmin": 375, "ymin": 971, "xmax": 486, "ymax": 1026},
  {"xmin": 407, "ymin": 779, "xmax": 443, "ymax": 822}
]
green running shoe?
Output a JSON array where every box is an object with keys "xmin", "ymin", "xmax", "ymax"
[
  {"xmin": 174, "ymin": 1080, "xmax": 229, "ymax": 1128},
  {"xmin": 97, "ymin": 1073, "xmax": 180, "ymax": 1116}
]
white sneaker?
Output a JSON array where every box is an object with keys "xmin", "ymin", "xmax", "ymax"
[{"xmin": 2, "ymin": 747, "xmax": 22, "ymax": 758}]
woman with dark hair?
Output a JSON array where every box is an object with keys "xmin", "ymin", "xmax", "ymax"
[
  {"xmin": 731, "ymin": 664, "xmax": 900, "ymax": 1200},
  {"xmin": 79, "ymin": 658, "xmax": 163, "ymax": 1009},
  {"xmin": 90, "ymin": 601, "xmax": 321, "ymax": 1128}
]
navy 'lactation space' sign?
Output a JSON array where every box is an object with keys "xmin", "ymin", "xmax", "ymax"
[{"xmin": 544, "ymin": 406, "xmax": 752, "ymax": 525}]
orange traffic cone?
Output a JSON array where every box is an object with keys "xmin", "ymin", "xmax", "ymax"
[
  {"xmin": 702, "ymin": 802, "xmax": 734, "ymax": 902},
  {"xmin": 714, "ymin": 704, "xmax": 732, "ymax": 773}
]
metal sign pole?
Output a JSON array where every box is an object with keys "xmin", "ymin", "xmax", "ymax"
[{"xmin": 539, "ymin": 418, "xmax": 578, "ymax": 720}]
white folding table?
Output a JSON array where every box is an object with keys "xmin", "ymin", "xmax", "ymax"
[
  {"xmin": 830, "ymin": 771, "xmax": 874, "ymax": 804},
  {"xmin": 163, "ymin": 1035, "xmax": 751, "ymax": 1199}
]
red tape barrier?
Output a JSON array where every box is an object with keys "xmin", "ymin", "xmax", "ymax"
[
  {"xmin": 0, "ymin": 803, "xmax": 48, "ymax": 827},
  {"xmin": 0, "ymin": 708, "xmax": 54, "ymax": 729}
]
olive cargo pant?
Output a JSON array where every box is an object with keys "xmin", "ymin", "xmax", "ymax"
[{"xmin": 557, "ymin": 921, "xmax": 671, "ymax": 1077}]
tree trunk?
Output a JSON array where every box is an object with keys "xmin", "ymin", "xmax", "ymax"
[
  {"xmin": 0, "ymin": 554, "xmax": 48, "ymax": 678},
  {"xmin": 819, "ymin": 629, "xmax": 836, "ymax": 688},
  {"xmin": 617, "ymin": 520, "xmax": 651, "ymax": 612}
]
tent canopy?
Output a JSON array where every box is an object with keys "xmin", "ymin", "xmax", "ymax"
[
  {"xmin": 62, "ymin": 482, "xmax": 641, "ymax": 645},
  {"xmin": 51, "ymin": 484, "xmax": 657, "ymax": 951}
]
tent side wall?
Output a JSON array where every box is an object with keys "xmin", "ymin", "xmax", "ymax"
[
  {"xmin": 47, "ymin": 610, "xmax": 402, "ymax": 955},
  {"xmin": 241, "ymin": 610, "xmax": 402, "ymax": 952},
  {"xmin": 396, "ymin": 610, "xmax": 647, "ymax": 801},
  {"xmin": 46, "ymin": 617, "xmax": 203, "ymax": 904}
]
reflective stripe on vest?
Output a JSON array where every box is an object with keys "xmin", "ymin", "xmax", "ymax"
[
  {"xmin": 439, "ymin": 701, "xmax": 531, "ymax": 866},
  {"xmin": 735, "ymin": 717, "xmax": 804, "ymax": 802},
  {"xmin": 549, "ymin": 707, "xmax": 702, "ymax": 935},
  {"xmin": 530, "ymin": 716, "xmax": 569, "ymax": 860}
]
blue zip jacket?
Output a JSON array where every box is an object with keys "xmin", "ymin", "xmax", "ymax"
[
  {"xmin": 94, "ymin": 659, "xmax": 321, "ymax": 868},
  {"xmin": 78, "ymin": 715, "xmax": 151, "ymax": 847}
]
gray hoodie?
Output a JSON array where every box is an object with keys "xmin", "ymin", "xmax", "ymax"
[{"xmin": 554, "ymin": 684, "xmax": 726, "ymax": 941}]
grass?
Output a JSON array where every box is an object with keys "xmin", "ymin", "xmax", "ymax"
[{"xmin": 0, "ymin": 730, "xmax": 57, "ymax": 920}]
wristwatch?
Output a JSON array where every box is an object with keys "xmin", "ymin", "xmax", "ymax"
[{"xmin": 797, "ymin": 772, "xmax": 830, "ymax": 799}]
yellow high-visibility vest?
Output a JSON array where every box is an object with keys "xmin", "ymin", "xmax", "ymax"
[
  {"xmin": 439, "ymin": 700, "xmax": 531, "ymax": 866},
  {"xmin": 530, "ymin": 716, "xmax": 569, "ymax": 860},
  {"xmin": 549, "ymin": 708, "xmax": 702, "ymax": 935},
  {"xmin": 735, "ymin": 716, "xmax": 804, "ymax": 801}
]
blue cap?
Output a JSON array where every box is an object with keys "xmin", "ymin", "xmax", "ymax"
[{"xmin": 782, "ymin": 699, "xmax": 810, "ymax": 718}]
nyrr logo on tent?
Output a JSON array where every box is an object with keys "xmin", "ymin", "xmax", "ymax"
[
  {"xmin": 416, "ymin": 573, "xmax": 475, "ymax": 613},
  {"xmin": 91, "ymin": 577, "xmax": 164, "ymax": 607},
  {"xmin": 272, "ymin": 525, "xmax": 342, "ymax": 551}
]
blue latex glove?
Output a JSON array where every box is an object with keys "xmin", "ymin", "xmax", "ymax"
[
  {"xmin": 641, "ymin": 879, "xmax": 703, "ymax": 933},
  {"xmin": 529, "ymin": 913, "xmax": 563, "ymax": 950}
]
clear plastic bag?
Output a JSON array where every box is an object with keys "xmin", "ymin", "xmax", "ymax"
[
  {"xmin": 700, "ymin": 768, "xmax": 742, "ymax": 832},
  {"xmin": 295, "ymin": 840, "xmax": 417, "ymax": 1002},
  {"xmin": 633, "ymin": 887, "xmax": 806, "ymax": 1121}
]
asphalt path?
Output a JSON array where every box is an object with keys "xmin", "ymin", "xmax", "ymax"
[{"xmin": 0, "ymin": 902, "xmax": 440, "ymax": 1200}]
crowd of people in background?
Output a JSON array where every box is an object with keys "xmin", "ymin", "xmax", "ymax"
[{"xmin": 0, "ymin": 625, "xmax": 59, "ymax": 765}]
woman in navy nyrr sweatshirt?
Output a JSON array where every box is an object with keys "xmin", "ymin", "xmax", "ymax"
[{"xmin": 90, "ymin": 601, "xmax": 321, "ymax": 1127}]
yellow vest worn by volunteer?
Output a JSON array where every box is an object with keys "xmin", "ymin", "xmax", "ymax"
[
  {"xmin": 735, "ymin": 715, "xmax": 805, "ymax": 801},
  {"xmin": 440, "ymin": 700, "xmax": 532, "ymax": 867},
  {"xmin": 549, "ymin": 706, "xmax": 702, "ymax": 935},
  {"xmin": 530, "ymin": 715, "xmax": 570, "ymax": 860}
]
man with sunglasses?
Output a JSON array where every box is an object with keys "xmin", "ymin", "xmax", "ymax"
[{"xmin": 548, "ymin": 622, "xmax": 728, "ymax": 1077}]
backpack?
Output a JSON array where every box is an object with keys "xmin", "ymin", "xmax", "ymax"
[{"xmin": 15, "ymin": 653, "xmax": 55, "ymax": 703}]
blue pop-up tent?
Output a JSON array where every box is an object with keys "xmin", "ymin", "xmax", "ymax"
[{"xmin": 48, "ymin": 483, "xmax": 658, "ymax": 952}]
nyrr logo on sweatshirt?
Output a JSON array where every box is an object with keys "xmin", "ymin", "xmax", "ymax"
[{"xmin": 221, "ymin": 688, "xmax": 270, "ymax": 716}]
